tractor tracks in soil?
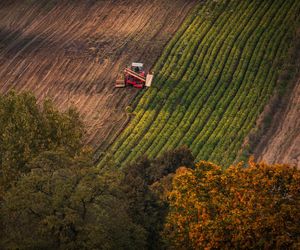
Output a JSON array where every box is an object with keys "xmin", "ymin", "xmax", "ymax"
[
  {"xmin": 0, "ymin": 0, "xmax": 196, "ymax": 150},
  {"xmin": 255, "ymin": 78, "xmax": 300, "ymax": 168}
]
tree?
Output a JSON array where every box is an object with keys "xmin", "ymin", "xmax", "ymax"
[
  {"xmin": 1, "ymin": 150, "xmax": 146, "ymax": 249},
  {"xmin": 0, "ymin": 92, "xmax": 84, "ymax": 192},
  {"xmin": 164, "ymin": 160, "xmax": 300, "ymax": 249},
  {"xmin": 122, "ymin": 146, "xmax": 195, "ymax": 249},
  {"xmin": 0, "ymin": 92, "xmax": 146, "ymax": 249}
]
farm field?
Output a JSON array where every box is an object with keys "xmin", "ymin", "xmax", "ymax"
[
  {"xmin": 1, "ymin": 1, "xmax": 300, "ymax": 248},
  {"xmin": 0, "ymin": 0, "xmax": 196, "ymax": 149},
  {"xmin": 105, "ymin": 0, "xmax": 300, "ymax": 167},
  {"xmin": 255, "ymin": 78, "xmax": 300, "ymax": 168}
]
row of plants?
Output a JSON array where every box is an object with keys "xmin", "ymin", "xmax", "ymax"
[
  {"xmin": 113, "ymin": 0, "xmax": 243, "ymax": 164},
  {"xmin": 101, "ymin": 0, "xmax": 299, "ymax": 167},
  {"xmin": 194, "ymin": 0, "xmax": 295, "ymax": 165},
  {"xmin": 104, "ymin": 0, "xmax": 225, "ymax": 163},
  {"xmin": 145, "ymin": 0, "xmax": 271, "ymax": 160},
  {"xmin": 212, "ymin": 1, "xmax": 296, "ymax": 164},
  {"xmin": 116, "ymin": 0, "xmax": 240, "ymax": 165}
]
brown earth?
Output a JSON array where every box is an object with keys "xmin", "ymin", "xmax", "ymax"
[
  {"xmin": 0, "ymin": 0, "xmax": 196, "ymax": 151},
  {"xmin": 254, "ymin": 78, "xmax": 300, "ymax": 168},
  {"xmin": 254, "ymin": 28, "xmax": 300, "ymax": 169}
]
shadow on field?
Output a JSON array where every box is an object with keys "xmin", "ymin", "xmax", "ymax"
[{"xmin": 0, "ymin": 28, "xmax": 58, "ymax": 56}]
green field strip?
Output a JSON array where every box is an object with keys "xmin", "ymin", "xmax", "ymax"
[
  {"xmin": 105, "ymin": 4, "xmax": 207, "ymax": 156},
  {"xmin": 101, "ymin": 0, "xmax": 299, "ymax": 167},
  {"xmin": 107, "ymin": 6, "xmax": 207, "ymax": 154},
  {"xmin": 211, "ymin": 15, "xmax": 295, "ymax": 165},
  {"xmin": 208, "ymin": 33, "xmax": 287, "ymax": 165},
  {"xmin": 123, "ymin": 0, "xmax": 251, "ymax": 163},
  {"xmin": 128, "ymin": 0, "xmax": 251, "ymax": 162},
  {"xmin": 193, "ymin": 0, "xmax": 291, "ymax": 163},
  {"xmin": 186, "ymin": 0, "xmax": 284, "ymax": 151},
  {"xmin": 146, "ymin": 0, "xmax": 268, "ymax": 159},
  {"xmin": 206, "ymin": 0, "xmax": 295, "ymax": 165},
  {"xmin": 109, "ymin": 1, "xmax": 233, "ymax": 164}
]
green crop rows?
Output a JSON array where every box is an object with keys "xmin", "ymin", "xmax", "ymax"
[{"xmin": 102, "ymin": 0, "xmax": 299, "ymax": 167}]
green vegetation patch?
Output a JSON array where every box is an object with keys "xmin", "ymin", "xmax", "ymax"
[{"xmin": 103, "ymin": 0, "xmax": 300, "ymax": 167}]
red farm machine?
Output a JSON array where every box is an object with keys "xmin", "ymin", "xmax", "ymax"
[{"xmin": 115, "ymin": 63, "xmax": 154, "ymax": 89}]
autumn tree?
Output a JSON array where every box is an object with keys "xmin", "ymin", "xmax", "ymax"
[
  {"xmin": 122, "ymin": 146, "xmax": 194, "ymax": 249},
  {"xmin": 164, "ymin": 160, "xmax": 300, "ymax": 249}
]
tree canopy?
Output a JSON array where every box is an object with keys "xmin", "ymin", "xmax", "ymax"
[
  {"xmin": 1, "ymin": 92, "xmax": 299, "ymax": 249},
  {"xmin": 0, "ymin": 92, "xmax": 84, "ymax": 192},
  {"xmin": 122, "ymin": 146, "xmax": 195, "ymax": 250},
  {"xmin": 2, "ymin": 150, "xmax": 145, "ymax": 249},
  {"xmin": 164, "ymin": 160, "xmax": 300, "ymax": 249},
  {"xmin": 0, "ymin": 92, "xmax": 146, "ymax": 249}
]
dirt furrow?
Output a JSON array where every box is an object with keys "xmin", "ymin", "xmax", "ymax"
[
  {"xmin": 256, "ymin": 78, "xmax": 300, "ymax": 168},
  {"xmin": 0, "ymin": 0, "xmax": 196, "ymax": 149}
]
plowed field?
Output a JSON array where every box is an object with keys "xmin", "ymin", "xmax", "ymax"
[
  {"xmin": 256, "ymin": 78, "xmax": 300, "ymax": 168},
  {"xmin": 0, "ymin": 0, "xmax": 196, "ymax": 149}
]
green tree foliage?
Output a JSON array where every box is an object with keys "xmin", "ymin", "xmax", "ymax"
[
  {"xmin": 0, "ymin": 92, "xmax": 83, "ymax": 191},
  {"xmin": 122, "ymin": 146, "xmax": 194, "ymax": 249},
  {"xmin": 164, "ymin": 160, "xmax": 300, "ymax": 249},
  {"xmin": 2, "ymin": 150, "xmax": 145, "ymax": 249},
  {"xmin": 0, "ymin": 92, "xmax": 146, "ymax": 249}
]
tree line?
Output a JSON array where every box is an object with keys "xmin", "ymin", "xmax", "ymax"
[{"xmin": 0, "ymin": 92, "xmax": 299, "ymax": 249}]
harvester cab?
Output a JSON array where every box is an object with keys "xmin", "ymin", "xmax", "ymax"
[
  {"xmin": 115, "ymin": 62, "xmax": 154, "ymax": 89},
  {"xmin": 132, "ymin": 62, "xmax": 144, "ymax": 73}
]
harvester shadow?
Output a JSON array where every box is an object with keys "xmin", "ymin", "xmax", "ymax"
[{"xmin": 0, "ymin": 28, "xmax": 59, "ymax": 57}]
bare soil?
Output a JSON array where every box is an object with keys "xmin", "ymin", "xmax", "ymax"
[
  {"xmin": 0, "ymin": 0, "xmax": 196, "ymax": 150},
  {"xmin": 255, "ymin": 78, "xmax": 300, "ymax": 168}
]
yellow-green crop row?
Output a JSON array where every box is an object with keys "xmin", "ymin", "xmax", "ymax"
[{"xmin": 101, "ymin": 0, "xmax": 300, "ymax": 167}]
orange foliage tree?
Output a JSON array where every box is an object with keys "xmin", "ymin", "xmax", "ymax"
[{"xmin": 164, "ymin": 160, "xmax": 300, "ymax": 249}]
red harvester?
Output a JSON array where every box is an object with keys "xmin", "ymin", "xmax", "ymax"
[{"xmin": 115, "ymin": 63, "xmax": 154, "ymax": 89}]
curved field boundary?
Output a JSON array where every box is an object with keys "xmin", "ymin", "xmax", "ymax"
[
  {"xmin": 103, "ymin": 0, "xmax": 300, "ymax": 167},
  {"xmin": 256, "ymin": 78, "xmax": 300, "ymax": 168}
]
